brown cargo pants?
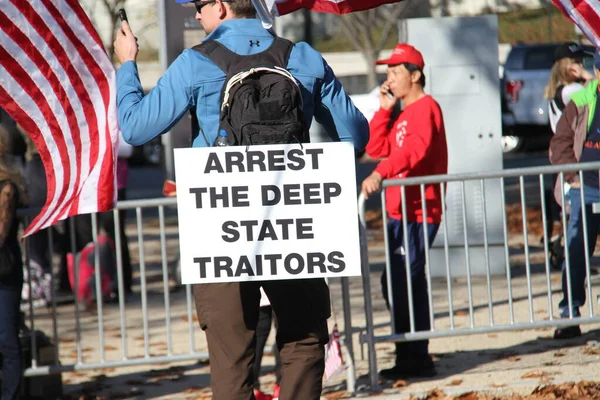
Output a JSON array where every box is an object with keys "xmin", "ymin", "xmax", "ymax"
[{"xmin": 193, "ymin": 278, "xmax": 331, "ymax": 400}]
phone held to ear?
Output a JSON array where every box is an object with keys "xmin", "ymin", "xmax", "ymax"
[{"xmin": 386, "ymin": 90, "xmax": 394, "ymax": 100}]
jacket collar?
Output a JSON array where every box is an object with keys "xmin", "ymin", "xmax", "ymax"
[{"xmin": 204, "ymin": 19, "xmax": 273, "ymax": 41}]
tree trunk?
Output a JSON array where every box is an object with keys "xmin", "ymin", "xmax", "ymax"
[{"xmin": 364, "ymin": 50, "xmax": 379, "ymax": 90}]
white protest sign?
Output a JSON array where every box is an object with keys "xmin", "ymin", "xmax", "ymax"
[{"xmin": 174, "ymin": 142, "xmax": 360, "ymax": 284}]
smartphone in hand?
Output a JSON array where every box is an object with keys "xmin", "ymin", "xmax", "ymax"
[
  {"xmin": 118, "ymin": 8, "xmax": 128, "ymax": 23},
  {"xmin": 386, "ymin": 90, "xmax": 394, "ymax": 100}
]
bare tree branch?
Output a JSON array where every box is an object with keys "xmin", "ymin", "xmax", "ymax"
[
  {"xmin": 97, "ymin": 0, "xmax": 128, "ymax": 60},
  {"xmin": 332, "ymin": 1, "xmax": 422, "ymax": 89},
  {"xmin": 339, "ymin": 17, "xmax": 367, "ymax": 53},
  {"xmin": 375, "ymin": 2, "xmax": 412, "ymax": 51}
]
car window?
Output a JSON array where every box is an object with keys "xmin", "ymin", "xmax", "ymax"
[
  {"xmin": 504, "ymin": 48, "xmax": 525, "ymax": 70},
  {"xmin": 523, "ymin": 48, "xmax": 556, "ymax": 70},
  {"xmin": 583, "ymin": 55, "xmax": 594, "ymax": 71}
]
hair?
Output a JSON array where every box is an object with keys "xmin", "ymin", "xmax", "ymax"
[
  {"xmin": 402, "ymin": 63, "xmax": 426, "ymax": 88},
  {"xmin": 228, "ymin": 0, "xmax": 256, "ymax": 18},
  {"xmin": 0, "ymin": 125, "xmax": 27, "ymax": 204},
  {"xmin": 17, "ymin": 124, "xmax": 37, "ymax": 162},
  {"xmin": 544, "ymin": 57, "xmax": 579, "ymax": 100}
]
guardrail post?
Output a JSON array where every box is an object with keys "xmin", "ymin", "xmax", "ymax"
[{"xmin": 358, "ymin": 193, "xmax": 380, "ymax": 392}]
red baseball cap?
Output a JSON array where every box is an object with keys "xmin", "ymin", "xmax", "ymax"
[{"xmin": 376, "ymin": 44, "xmax": 425, "ymax": 69}]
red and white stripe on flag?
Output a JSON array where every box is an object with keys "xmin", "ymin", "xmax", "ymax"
[
  {"xmin": 276, "ymin": 0, "xmax": 404, "ymax": 15},
  {"xmin": 552, "ymin": 0, "xmax": 600, "ymax": 47},
  {"xmin": 0, "ymin": 0, "xmax": 118, "ymax": 237},
  {"xmin": 324, "ymin": 324, "xmax": 346, "ymax": 380}
]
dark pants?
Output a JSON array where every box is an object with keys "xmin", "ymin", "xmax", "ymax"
[
  {"xmin": 0, "ymin": 287, "xmax": 23, "ymax": 400},
  {"xmin": 381, "ymin": 218, "xmax": 439, "ymax": 358},
  {"xmin": 544, "ymin": 173, "xmax": 562, "ymax": 236},
  {"xmin": 193, "ymin": 279, "xmax": 330, "ymax": 400},
  {"xmin": 253, "ymin": 305, "xmax": 281, "ymax": 388},
  {"xmin": 560, "ymin": 187, "xmax": 600, "ymax": 317}
]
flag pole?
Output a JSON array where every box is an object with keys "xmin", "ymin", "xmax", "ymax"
[{"xmin": 251, "ymin": 0, "xmax": 274, "ymax": 28}]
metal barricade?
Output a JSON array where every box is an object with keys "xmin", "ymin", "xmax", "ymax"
[
  {"xmin": 353, "ymin": 161, "xmax": 600, "ymax": 389},
  {"xmin": 19, "ymin": 197, "xmax": 212, "ymax": 377},
  {"xmin": 20, "ymin": 160, "xmax": 600, "ymax": 394},
  {"xmin": 19, "ymin": 196, "xmax": 359, "ymax": 393}
]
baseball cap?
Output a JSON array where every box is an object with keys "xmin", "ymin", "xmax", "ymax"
[
  {"xmin": 376, "ymin": 44, "xmax": 425, "ymax": 69},
  {"xmin": 554, "ymin": 42, "xmax": 589, "ymax": 61},
  {"xmin": 594, "ymin": 48, "xmax": 600, "ymax": 69}
]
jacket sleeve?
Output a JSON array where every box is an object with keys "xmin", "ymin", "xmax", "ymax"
[
  {"xmin": 117, "ymin": 51, "xmax": 197, "ymax": 146},
  {"xmin": 375, "ymin": 109, "xmax": 435, "ymax": 179},
  {"xmin": 550, "ymin": 101, "xmax": 578, "ymax": 181},
  {"xmin": 314, "ymin": 60, "xmax": 369, "ymax": 152},
  {"xmin": 365, "ymin": 108, "xmax": 393, "ymax": 159}
]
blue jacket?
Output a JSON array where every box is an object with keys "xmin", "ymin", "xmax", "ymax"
[{"xmin": 117, "ymin": 19, "xmax": 369, "ymax": 150}]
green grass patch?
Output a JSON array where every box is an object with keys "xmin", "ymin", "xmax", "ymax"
[{"xmin": 497, "ymin": 6, "xmax": 579, "ymax": 44}]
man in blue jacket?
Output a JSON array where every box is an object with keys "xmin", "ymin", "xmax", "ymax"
[{"xmin": 114, "ymin": 1, "xmax": 369, "ymax": 399}]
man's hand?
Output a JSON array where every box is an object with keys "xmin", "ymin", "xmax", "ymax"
[
  {"xmin": 361, "ymin": 171, "xmax": 382, "ymax": 200},
  {"xmin": 378, "ymin": 81, "xmax": 396, "ymax": 111},
  {"xmin": 114, "ymin": 21, "xmax": 138, "ymax": 64}
]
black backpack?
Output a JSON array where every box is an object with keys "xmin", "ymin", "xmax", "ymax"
[{"xmin": 193, "ymin": 37, "xmax": 309, "ymax": 147}]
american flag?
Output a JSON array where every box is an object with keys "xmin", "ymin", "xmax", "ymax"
[
  {"xmin": 0, "ymin": 0, "xmax": 118, "ymax": 237},
  {"xmin": 552, "ymin": 0, "xmax": 600, "ymax": 47},
  {"xmin": 276, "ymin": 0, "xmax": 404, "ymax": 15},
  {"xmin": 324, "ymin": 324, "xmax": 346, "ymax": 380}
]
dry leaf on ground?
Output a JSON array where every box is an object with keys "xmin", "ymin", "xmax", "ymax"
[
  {"xmin": 322, "ymin": 390, "xmax": 348, "ymax": 400},
  {"xmin": 181, "ymin": 386, "xmax": 205, "ymax": 394},
  {"xmin": 181, "ymin": 315, "xmax": 199, "ymax": 323},
  {"xmin": 521, "ymin": 370, "xmax": 558, "ymax": 380},
  {"xmin": 393, "ymin": 379, "xmax": 408, "ymax": 388},
  {"xmin": 583, "ymin": 346, "xmax": 600, "ymax": 355}
]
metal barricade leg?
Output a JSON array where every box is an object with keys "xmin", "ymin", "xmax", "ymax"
[
  {"xmin": 358, "ymin": 194, "xmax": 379, "ymax": 391},
  {"xmin": 340, "ymin": 276, "xmax": 355, "ymax": 393}
]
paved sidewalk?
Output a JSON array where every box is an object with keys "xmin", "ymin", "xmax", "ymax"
[{"xmin": 28, "ymin": 219, "xmax": 600, "ymax": 399}]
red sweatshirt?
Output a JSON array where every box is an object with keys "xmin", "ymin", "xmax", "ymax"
[{"xmin": 366, "ymin": 95, "xmax": 448, "ymax": 223}]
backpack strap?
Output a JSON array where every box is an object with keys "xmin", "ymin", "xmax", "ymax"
[
  {"xmin": 554, "ymin": 85, "xmax": 566, "ymax": 112},
  {"xmin": 192, "ymin": 37, "xmax": 295, "ymax": 75},
  {"xmin": 267, "ymin": 37, "xmax": 294, "ymax": 68},
  {"xmin": 192, "ymin": 40, "xmax": 239, "ymax": 74}
]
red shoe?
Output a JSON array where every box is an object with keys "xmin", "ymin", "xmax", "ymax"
[
  {"xmin": 272, "ymin": 384, "xmax": 280, "ymax": 400},
  {"xmin": 254, "ymin": 389, "xmax": 272, "ymax": 400}
]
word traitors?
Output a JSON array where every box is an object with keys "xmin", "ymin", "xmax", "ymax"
[{"xmin": 193, "ymin": 251, "xmax": 346, "ymax": 279}]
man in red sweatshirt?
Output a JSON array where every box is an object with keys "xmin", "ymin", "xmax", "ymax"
[{"xmin": 361, "ymin": 44, "xmax": 448, "ymax": 380}]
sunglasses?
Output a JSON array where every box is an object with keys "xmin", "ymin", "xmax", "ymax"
[{"xmin": 194, "ymin": 0, "xmax": 217, "ymax": 13}]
